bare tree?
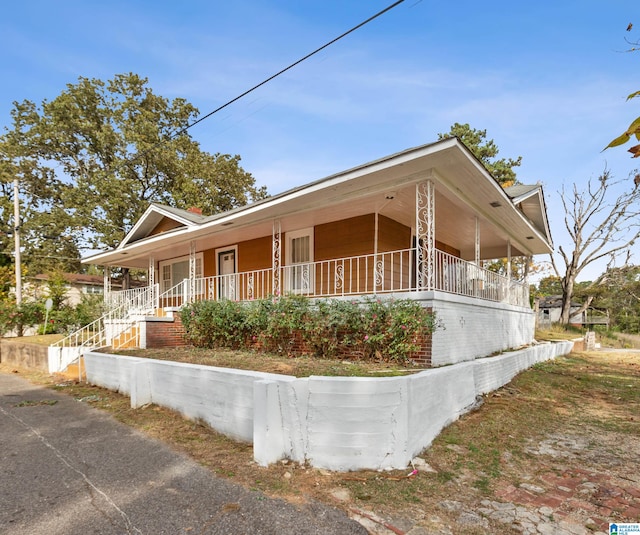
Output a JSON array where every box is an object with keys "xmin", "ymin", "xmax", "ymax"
[{"xmin": 551, "ymin": 169, "xmax": 640, "ymax": 324}]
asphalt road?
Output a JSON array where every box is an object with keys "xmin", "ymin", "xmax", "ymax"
[{"xmin": 0, "ymin": 373, "xmax": 367, "ymax": 535}]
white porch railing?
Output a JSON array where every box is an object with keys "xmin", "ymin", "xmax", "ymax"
[
  {"xmin": 105, "ymin": 285, "xmax": 159, "ymax": 312},
  {"xmin": 433, "ymin": 250, "xmax": 529, "ymax": 307},
  {"xmin": 148, "ymin": 248, "xmax": 529, "ymax": 308}
]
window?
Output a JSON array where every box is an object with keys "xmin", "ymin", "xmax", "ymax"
[
  {"xmin": 83, "ymin": 285, "xmax": 103, "ymax": 295},
  {"xmin": 159, "ymin": 254, "xmax": 203, "ymax": 294},
  {"xmin": 286, "ymin": 228, "xmax": 313, "ymax": 293}
]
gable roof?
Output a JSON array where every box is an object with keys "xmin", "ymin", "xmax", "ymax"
[
  {"xmin": 83, "ymin": 138, "xmax": 554, "ymax": 268},
  {"xmin": 505, "ymin": 184, "xmax": 552, "ymax": 252},
  {"xmin": 122, "ymin": 203, "xmax": 206, "ymax": 247}
]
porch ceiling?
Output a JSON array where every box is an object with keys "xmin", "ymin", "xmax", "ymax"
[{"xmin": 84, "ymin": 138, "xmax": 552, "ymax": 269}]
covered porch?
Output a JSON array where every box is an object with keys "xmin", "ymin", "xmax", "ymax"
[{"xmin": 73, "ymin": 138, "xmax": 552, "ymax": 366}]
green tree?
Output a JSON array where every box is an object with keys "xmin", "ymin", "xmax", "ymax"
[
  {"xmin": 589, "ymin": 265, "xmax": 640, "ymax": 332},
  {"xmin": 437, "ymin": 123, "xmax": 522, "ymax": 186},
  {"xmin": 2, "ymin": 73, "xmax": 267, "ymax": 261},
  {"xmin": 536, "ymin": 275, "xmax": 563, "ymax": 296}
]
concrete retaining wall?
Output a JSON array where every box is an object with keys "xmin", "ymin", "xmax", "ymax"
[
  {"xmin": 85, "ymin": 340, "xmax": 573, "ymax": 471},
  {"xmin": 0, "ymin": 340, "xmax": 49, "ymax": 372}
]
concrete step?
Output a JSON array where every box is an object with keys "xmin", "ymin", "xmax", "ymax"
[
  {"xmin": 113, "ymin": 326, "xmax": 139, "ymax": 349},
  {"xmin": 61, "ymin": 357, "xmax": 86, "ymax": 381}
]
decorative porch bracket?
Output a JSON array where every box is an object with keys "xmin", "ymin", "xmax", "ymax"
[
  {"xmin": 189, "ymin": 241, "xmax": 196, "ymax": 303},
  {"xmin": 272, "ymin": 220, "xmax": 281, "ymax": 298},
  {"xmin": 148, "ymin": 256, "xmax": 155, "ymax": 288},
  {"xmin": 103, "ymin": 266, "xmax": 111, "ymax": 304},
  {"xmin": 416, "ymin": 179, "xmax": 435, "ymax": 290}
]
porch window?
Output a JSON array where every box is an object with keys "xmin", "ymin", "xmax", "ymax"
[
  {"xmin": 159, "ymin": 254, "xmax": 203, "ymax": 294},
  {"xmin": 286, "ymin": 228, "xmax": 313, "ymax": 293}
]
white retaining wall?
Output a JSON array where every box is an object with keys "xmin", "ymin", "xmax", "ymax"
[
  {"xmin": 85, "ymin": 340, "xmax": 572, "ymax": 471},
  {"xmin": 428, "ymin": 291, "xmax": 535, "ymax": 366},
  {"xmin": 47, "ymin": 345, "xmax": 83, "ymax": 374}
]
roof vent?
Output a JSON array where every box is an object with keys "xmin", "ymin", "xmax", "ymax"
[{"xmin": 489, "ymin": 201, "xmax": 502, "ymax": 208}]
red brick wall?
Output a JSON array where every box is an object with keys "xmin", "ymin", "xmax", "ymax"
[{"xmin": 145, "ymin": 317, "xmax": 186, "ymax": 348}]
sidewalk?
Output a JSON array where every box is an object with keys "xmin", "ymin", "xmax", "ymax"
[{"xmin": 0, "ymin": 372, "xmax": 367, "ymax": 535}]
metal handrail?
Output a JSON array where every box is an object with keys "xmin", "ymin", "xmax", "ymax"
[
  {"xmin": 50, "ymin": 282, "xmax": 162, "ymax": 371},
  {"xmin": 102, "ymin": 249, "xmax": 530, "ymax": 312}
]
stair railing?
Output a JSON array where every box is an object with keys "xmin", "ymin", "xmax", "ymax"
[{"xmin": 49, "ymin": 284, "xmax": 160, "ymax": 377}]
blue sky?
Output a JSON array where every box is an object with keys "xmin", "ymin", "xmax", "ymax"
[{"xmin": 1, "ymin": 0, "xmax": 638, "ymax": 281}]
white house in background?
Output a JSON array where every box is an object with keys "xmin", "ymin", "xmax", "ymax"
[
  {"xmin": 31, "ymin": 273, "xmax": 104, "ymax": 306},
  {"xmin": 55, "ymin": 137, "xmax": 553, "ymax": 368}
]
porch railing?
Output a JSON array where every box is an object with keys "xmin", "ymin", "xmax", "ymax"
[
  {"xmin": 105, "ymin": 285, "xmax": 159, "ymax": 312},
  {"xmin": 149, "ymin": 248, "xmax": 529, "ymax": 308}
]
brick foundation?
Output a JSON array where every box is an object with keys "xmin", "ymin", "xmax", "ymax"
[{"xmin": 145, "ymin": 316, "xmax": 186, "ymax": 348}]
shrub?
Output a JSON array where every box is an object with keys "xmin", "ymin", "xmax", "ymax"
[
  {"xmin": 180, "ymin": 295, "xmax": 438, "ymax": 363},
  {"xmin": 259, "ymin": 295, "xmax": 310, "ymax": 354},
  {"xmin": 180, "ymin": 299, "xmax": 251, "ymax": 349}
]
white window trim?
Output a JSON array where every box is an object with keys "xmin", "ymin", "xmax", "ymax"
[
  {"xmin": 285, "ymin": 227, "xmax": 314, "ymax": 294},
  {"xmin": 285, "ymin": 228, "xmax": 314, "ymax": 265},
  {"xmin": 159, "ymin": 253, "xmax": 204, "ymax": 292}
]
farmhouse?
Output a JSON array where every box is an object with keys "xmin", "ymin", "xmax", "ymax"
[
  {"xmin": 45, "ymin": 137, "xmax": 566, "ymax": 471},
  {"xmin": 53, "ymin": 137, "xmax": 553, "ymax": 370}
]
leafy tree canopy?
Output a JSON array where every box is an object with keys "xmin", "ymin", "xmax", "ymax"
[
  {"xmin": 1, "ymin": 73, "xmax": 268, "ymax": 275},
  {"xmin": 589, "ymin": 265, "xmax": 640, "ymax": 332},
  {"xmin": 535, "ymin": 275, "xmax": 563, "ymax": 296},
  {"xmin": 437, "ymin": 123, "xmax": 522, "ymax": 186}
]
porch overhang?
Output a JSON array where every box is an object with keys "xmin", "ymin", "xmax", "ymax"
[{"xmin": 82, "ymin": 137, "xmax": 553, "ymax": 269}]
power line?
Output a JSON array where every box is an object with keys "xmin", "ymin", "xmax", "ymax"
[
  {"xmin": 131, "ymin": 0, "xmax": 406, "ymax": 162},
  {"xmin": 174, "ymin": 1, "xmax": 405, "ymax": 138}
]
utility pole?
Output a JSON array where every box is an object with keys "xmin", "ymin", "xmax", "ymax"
[{"xmin": 13, "ymin": 179, "xmax": 21, "ymax": 305}]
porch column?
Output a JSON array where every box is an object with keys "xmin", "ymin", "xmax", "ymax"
[
  {"xmin": 189, "ymin": 241, "xmax": 196, "ymax": 303},
  {"xmin": 272, "ymin": 220, "xmax": 281, "ymax": 298},
  {"xmin": 374, "ymin": 212, "xmax": 381, "ymax": 293},
  {"xmin": 416, "ymin": 180, "xmax": 435, "ymax": 290},
  {"xmin": 475, "ymin": 216, "xmax": 480, "ymax": 266},
  {"xmin": 506, "ymin": 240, "xmax": 512, "ymax": 282},
  {"xmin": 148, "ymin": 256, "xmax": 157, "ymax": 309},
  {"xmin": 148, "ymin": 256, "xmax": 155, "ymax": 288},
  {"xmin": 103, "ymin": 266, "xmax": 111, "ymax": 305}
]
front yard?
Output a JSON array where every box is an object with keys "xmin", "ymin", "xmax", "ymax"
[{"xmin": 2, "ymin": 331, "xmax": 639, "ymax": 534}]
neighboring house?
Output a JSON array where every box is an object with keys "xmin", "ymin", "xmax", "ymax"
[
  {"xmin": 31, "ymin": 273, "xmax": 106, "ymax": 306},
  {"xmin": 537, "ymin": 295, "xmax": 584, "ymax": 326},
  {"xmin": 537, "ymin": 295, "xmax": 609, "ymax": 328},
  {"xmin": 30, "ymin": 273, "xmax": 137, "ymax": 306},
  {"xmin": 64, "ymin": 137, "xmax": 553, "ymax": 368}
]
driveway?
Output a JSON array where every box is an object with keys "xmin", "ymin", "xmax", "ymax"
[{"xmin": 0, "ymin": 373, "xmax": 367, "ymax": 535}]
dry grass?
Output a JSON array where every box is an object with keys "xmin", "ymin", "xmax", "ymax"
[
  {"xmin": 2, "ymin": 333, "xmax": 64, "ymax": 345},
  {"xmin": 109, "ymin": 346, "xmax": 426, "ymax": 377},
  {"xmin": 3, "ymin": 334, "xmax": 640, "ymax": 533}
]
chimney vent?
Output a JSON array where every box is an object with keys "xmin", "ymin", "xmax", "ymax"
[{"xmin": 187, "ymin": 207, "xmax": 202, "ymax": 215}]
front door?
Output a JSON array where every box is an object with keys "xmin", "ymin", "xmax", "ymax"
[{"xmin": 218, "ymin": 249, "xmax": 237, "ymax": 299}]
